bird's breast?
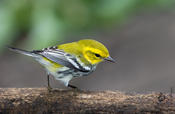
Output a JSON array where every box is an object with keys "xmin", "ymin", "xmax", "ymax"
[{"xmin": 55, "ymin": 67, "xmax": 92, "ymax": 78}]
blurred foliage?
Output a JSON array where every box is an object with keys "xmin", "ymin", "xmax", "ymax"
[{"xmin": 0, "ymin": 0, "xmax": 174, "ymax": 51}]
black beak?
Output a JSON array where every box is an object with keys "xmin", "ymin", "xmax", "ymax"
[{"xmin": 104, "ymin": 56, "xmax": 115, "ymax": 63}]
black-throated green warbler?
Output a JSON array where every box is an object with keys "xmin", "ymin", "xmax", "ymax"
[{"xmin": 9, "ymin": 39, "xmax": 115, "ymax": 89}]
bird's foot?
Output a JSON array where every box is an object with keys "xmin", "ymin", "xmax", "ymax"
[
  {"xmin": 47, "ymin": 86, "xmax": 52, "ymax": 92},
  {"xmin": 68, "ymin": 84, "xmax": 78, "ymax": 89},
  {"xmin": 68, "ymin": 84, "xmax": 82, "ymax": 91}
]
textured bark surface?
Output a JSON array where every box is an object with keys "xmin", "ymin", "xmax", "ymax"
[{"xmin": 0, "ymin": 88, "xmax": 175, "ymax": 114}]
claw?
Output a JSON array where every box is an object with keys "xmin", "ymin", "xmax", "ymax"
[
  {"xmin": 68, "ymin": 84, "xmax": 78, "ymax": 89},
  {"xmin": 47, "ymin": 86, "xmax": 52, "ymax": 92}
]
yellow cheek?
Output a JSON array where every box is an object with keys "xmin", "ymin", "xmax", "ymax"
[
  {"xmin": 83, "ymin": 47, "xmax": 106, "ymax": 64},
  {"xmin": 90, "ymin": 59, "xmax": 103, "ymax": 64},
  {"xmin": 83, "ymin": 53, "xmax": 103, "ymax": 64}
]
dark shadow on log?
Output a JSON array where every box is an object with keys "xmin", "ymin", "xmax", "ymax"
[{"xmin": 0, "ymin": 88, "xmax": 175, "ymax": 113}]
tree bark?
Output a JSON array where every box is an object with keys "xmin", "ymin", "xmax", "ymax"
[{"xmin": 0, "ymin": 88, "xmax": 174, "ymax": 114}]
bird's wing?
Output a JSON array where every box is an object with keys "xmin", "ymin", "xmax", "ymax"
[{"xmin": 33, "ymin": 47, "xmax": 91, "ymax": 72}]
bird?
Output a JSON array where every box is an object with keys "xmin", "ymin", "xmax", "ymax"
[{"xmin": 8, "ymin": 39, "xmax": 115, "ymax": 89}]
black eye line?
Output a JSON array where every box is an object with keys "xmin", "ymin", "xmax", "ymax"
[{"xmin": 95, "ymin": 53, "xmax": 101, "ymax": 57}]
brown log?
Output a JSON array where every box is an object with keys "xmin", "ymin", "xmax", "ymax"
[{"xmin": 0, "ymin": 88, "xmax": 175, "ymax": 114}]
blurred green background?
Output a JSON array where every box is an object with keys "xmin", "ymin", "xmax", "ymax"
[{"xmin": 0, "ymin": 0, "xmax": 174, "ymax": 51}]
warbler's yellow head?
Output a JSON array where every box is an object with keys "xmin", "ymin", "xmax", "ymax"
[{"xmin": 78, "ymin": 39, "xmax": 115, "ymax": 65}]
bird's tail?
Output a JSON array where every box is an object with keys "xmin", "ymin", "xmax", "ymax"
[{"xmin": 8, "ymin": 47, "xmax": 39, "ymax": 58}]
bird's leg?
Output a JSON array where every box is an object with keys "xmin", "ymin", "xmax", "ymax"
[
  {"xmin": 68, "ymin": 84, "xmax": 78, "ymax": 89},
  {"xmin": 47, "ymin": 74, "xmax": 52, "ymax": 91}
]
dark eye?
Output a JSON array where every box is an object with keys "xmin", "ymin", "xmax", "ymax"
[{"xmin": 95, "ymin": 53, "xmax": 101, "ymax": 57}]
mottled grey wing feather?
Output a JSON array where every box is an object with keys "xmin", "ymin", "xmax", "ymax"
[{"xmin": 37, "ymin": 49, "xmax": 90, "ymax": 72}]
